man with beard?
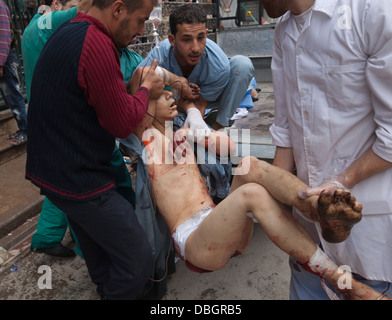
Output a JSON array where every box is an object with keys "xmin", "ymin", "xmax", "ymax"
[
  {"xmin": 139, "ymin": 4, "xmax": 254, "ymax": 134},
  {"xmin": 25, "ymin": 0, "xmax": 164, "ymax": 299}
]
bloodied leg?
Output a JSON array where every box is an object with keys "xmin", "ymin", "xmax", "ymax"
[
  {"xmin": 231, "ymin": 156, "xmax": 362, "ymax": 242},
  {"xmin": 196, "ymin": 156, "xmax": 387, "ymax": 299}
]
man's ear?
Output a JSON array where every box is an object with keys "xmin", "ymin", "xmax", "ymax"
[
  {"xmin": 111, "ymin": 0, "xmax": 126, "ymax": 19},
  {"xmin": 168, "ymin": 34, "xmax": 175, "ymax": 47},
  {"xmin": 205, "ymin": 28, "xmax": 208, "ymax": 36}
]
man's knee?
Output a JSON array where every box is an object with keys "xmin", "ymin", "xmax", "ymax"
[
  {"xmin": 239, "ymin": 155, "xmax": 259, "ymax": 166},
  {"xmin": 237, "ymin": 182, "xmax": 268, "ymax": 206},
  {"xmin": 236, "ymin": 155, "xmax": 265, "ymax": 177},
  {"xmin": 230, "ymin": 55, "xmax": 255, "ymax": 76}
]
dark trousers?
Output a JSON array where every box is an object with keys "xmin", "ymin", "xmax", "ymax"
[{"xmin": 47, "ymin": 189, "xmax": 153, "ymax": 299}]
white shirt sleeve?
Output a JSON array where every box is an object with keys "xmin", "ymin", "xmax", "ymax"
[
  {"xmin": 364, "ymin": 0, "xmax": 392, "ymax": 162},
  {"xmin": 270, "ymin": 21, "xmax": 292, "ymax": 148}
]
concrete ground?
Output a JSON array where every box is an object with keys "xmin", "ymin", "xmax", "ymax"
[
  {"xmin": 0, "ymin": 83, "xmax": 291, "ymax": 300},
  {"xmin": 0, "ymin": 224, "xmax": 290, "ymax": 300}
]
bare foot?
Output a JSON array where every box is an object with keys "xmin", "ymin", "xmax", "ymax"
[{"xmin": 317, "ymin": 189, "xmax": 362, "ymax": 243}]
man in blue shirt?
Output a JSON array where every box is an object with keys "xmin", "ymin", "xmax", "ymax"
[{"xmin": 138, "ymin": 4, "xmax": 254, "ymax": 135}]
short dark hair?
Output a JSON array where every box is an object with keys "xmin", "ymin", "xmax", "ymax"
[
  {"xmin": 92, "ymin": 0, "xmax": 157, "ymax": 13},
  {"xmin": 169, "ymin": 4, "xmax": 207, "ymax": 35}
]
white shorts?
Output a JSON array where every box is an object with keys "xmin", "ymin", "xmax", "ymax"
[{"xmin": 172, "ymin": 206, "xmax": 214, "ymax": 261}]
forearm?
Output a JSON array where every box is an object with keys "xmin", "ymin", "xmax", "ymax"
[
  {"xmin": 176, "ymin": 126, "xmax": 235, "ymax": 157},
  {"xmin": 161, "ymin": 69, "xmax": 187, "ymax": 93},
  {"xmin": 177, "ymin": 98, "xmax": 201, "ymax": 114},
  {"xmin": 153, "ymin": 67, "xmax": 199, "ymax": 100},
  {"xmin": 336, "ymin": 147, "xmax": 392, "ymax": 189},
  {"xmin": 204, "ymin": 130, "xmax": 236, "ymax": 156},
  {"xmin": 178, "ymin": 96, "xmax": 208, "ymax": 115},
  {"xmin": 96, "ymin": 87, "xmax": 149, "ymax": 139},
  {"xmin": 270, "ymin": 146, "xmax": 317, "ymax": 217},
  {"xmin": 272, "ymin": 146, "xmax": 309, "ymax": 203},
  {"xmin": 273, "ymin": 146, "xmax": 295, "ymax": 173},
  {"xmin": 292, "ymin": 147, "xmax": 392, "ymax": 221}
]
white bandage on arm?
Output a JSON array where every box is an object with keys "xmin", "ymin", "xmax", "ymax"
[{"xmin": 155, "ymin": 66, "xmax": 170, "ymax": 83}]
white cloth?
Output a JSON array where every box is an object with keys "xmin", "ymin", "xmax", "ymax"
[
  {"xmin": 172, "ymin": 206, "xmax": 214, "ymax": 260},
  {"xmin": 270, "ymin": 0, "xmax": 392, "ymax": 282},
  {"xmin": 230, "ymin": 108, "xmax": 248, "ymax": 120}
]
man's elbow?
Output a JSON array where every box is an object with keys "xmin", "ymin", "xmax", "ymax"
[
  {"xmin": 228, "ymin": 139, "xmax": 237, "ymax": 155},
  {"xmin": 211, "ymin": 134, "xmax": 237, "ymax": 157},
  {"xmin": 114, "ymin": 125, "xmax": 138, "ymax": 139},
  {"xmin": 101, "ymin": 120, "xmax": 136, "ymax": 139},
  {"xmin": 221, "ymin": 138, "xmax": 237, "ymax": 156}
]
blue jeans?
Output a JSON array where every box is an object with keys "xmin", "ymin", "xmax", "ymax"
[
  {"xmin": 208, "ymin": 55, "xmax": 254, "ymax": 127},
  {"xmin": 0, "ymin": 50, "xmax": 27, "ymax": 135}
]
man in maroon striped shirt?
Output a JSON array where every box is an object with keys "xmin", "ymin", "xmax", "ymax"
[{"xmin": 26, "ymin": 0, "xmax": 163, "ymax": 300}]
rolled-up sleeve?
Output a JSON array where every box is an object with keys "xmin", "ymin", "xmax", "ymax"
[
  {"xmin": 270, "ymin": 22, "xmax": 292, "ymax": 148},
  {"xmin": 364, "ymin": 0, "xmax": 392, "ymax": 162}
]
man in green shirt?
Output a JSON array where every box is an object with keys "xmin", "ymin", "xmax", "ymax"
[
  {"xmin": 22, "ymin": 0, "xmax": 85, "ymax": 101},
  {"xmin": 22, "ymin": 0, "xmax": 143, "ymax": 103}
]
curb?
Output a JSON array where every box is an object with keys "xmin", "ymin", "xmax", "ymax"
[
  {"xmin": 0, "ymin": 212, "xmax": 40, "ymax": 275},
  {"xmin": 0, "ymin": 196, "xmax": 43, "ymax": 240},
  {"xmin": 0, "ymin": 236, "xmax": 32, "ymax": 275}
]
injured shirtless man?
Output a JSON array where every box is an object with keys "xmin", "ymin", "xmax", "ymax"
[{"xmin": 120, "ymin": 70, "xmax": 390, "ymax": 300}]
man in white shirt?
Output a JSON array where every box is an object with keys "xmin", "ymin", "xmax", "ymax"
[{"xmin": 260, "ymin": 0, "xmax": 392, "ymax": 299}]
